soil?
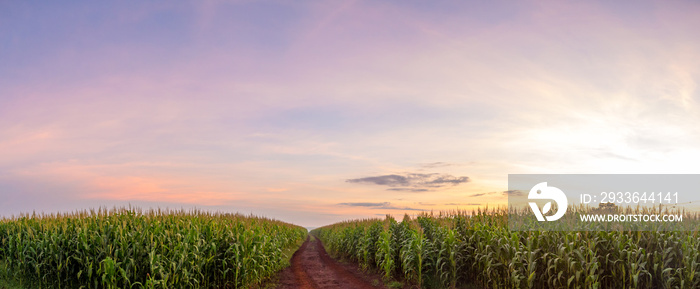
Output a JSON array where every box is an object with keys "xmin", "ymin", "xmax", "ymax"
[{"xmin": 275, "ymin": 235, "xmax": 388, "ymax": 289}]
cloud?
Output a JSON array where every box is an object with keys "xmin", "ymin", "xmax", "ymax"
[
  {"xmin": 381, "ymin": 205, "xmax": 426, "ymax": 211},
  {"xmin": 420, "ymin": 162, "xmax": 456, "ymax": 168},
  {"xmin": 503, "ymin": 190, "xmax": 524, "ymax": 196},
  {"xmin": 469, "ymin": 191, "xmax": 499, "ymax": 197},
  {"xmin": 337, "ymin": 202, "xmax": 426, "ymax": 211},
  {"xmin": 347, "ymin": 173, "xmax": 469, "ymax": 191},
  {"xmin": 347, "ymin": 174, "xmax": 410, "ymax": 186},
  {"xmin": 445, "ymin": 203, "xmax": 481, "ymax": 206},
  {"xmin": 338, "ymin": 202, "xmax": 389, "ymax": 207},
  {"xmin": 427, "ymin": 175, "xmax": 469, "ymax": 185},
  {"xmin": 387, "ymin": 188, "xmax": 430, "ymax": 192}
]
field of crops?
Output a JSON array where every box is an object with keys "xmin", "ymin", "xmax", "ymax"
[
  {"xmin": 312, "ymin": 208, "xmax": 700, "ymax": 289},
  {"xmin": 0, "ymin": 207, "xmax": 307, "ymax": 289}
]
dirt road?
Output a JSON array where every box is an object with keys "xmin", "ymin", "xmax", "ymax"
[{"xmin": 275, "ymin": 235, "xmax": 387, "ymax": 289}]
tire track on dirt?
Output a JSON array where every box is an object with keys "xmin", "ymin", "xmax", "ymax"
[{"xmin": 275, "ymin": 235, "xmax": 386, "ymax": 289}]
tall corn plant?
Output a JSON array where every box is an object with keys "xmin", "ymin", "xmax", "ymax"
[
  {"xmin": 400, "ymin": 228, "xmax": 429, "ymax": 287},
  {"xmin": 0, "ymin": 207, "xmax": 307, "ymax": 289},
  {"xmin": 310, "ymin": 208, "xmax": 700, "ymax": 289},
  {"xmin": 376, "ymin": 229, "xmax": 395, "ymax": 279}
]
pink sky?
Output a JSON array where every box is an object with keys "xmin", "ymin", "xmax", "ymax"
[{"xmin": 2, "ymin": 0, "xmax": 700, "ymax": 227}]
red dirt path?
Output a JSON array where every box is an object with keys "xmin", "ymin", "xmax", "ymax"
[{"xmin": 275, "ymin": 235, "xmax": 387, "ymax": 289}]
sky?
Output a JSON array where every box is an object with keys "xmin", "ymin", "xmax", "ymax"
[{"xmin": 1, "ymin": 0, "xmax": 699, "ymax": 227}]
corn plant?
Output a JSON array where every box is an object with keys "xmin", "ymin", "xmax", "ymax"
[
  {"xmin": 0, "ymin": 207, "xmax": 306, "ymax": 289},
  {"xmin": 312, "ymin": 208, "xmax": 700, "ymax": 289}
]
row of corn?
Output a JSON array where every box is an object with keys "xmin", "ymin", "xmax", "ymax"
[
  {"xmin": 0, "ymin": 207, "xmax": 307, "ymax": 289},
  {"xmin": 311, "ymin": 208, "xmax": 700, "ymax": 289}
]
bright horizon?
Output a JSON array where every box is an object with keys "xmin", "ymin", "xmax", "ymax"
[{"xmin": 2, "ymin": 1, "xmax": 700, "ymax": 227}]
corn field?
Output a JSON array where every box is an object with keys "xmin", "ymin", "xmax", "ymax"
[
  {"xmin": 0, "ymin": 207, "xmax": 307, "ymax": 289},
  {"xmin": 311, "ymin": 208, "xmax": 700, "ymax": 289}
]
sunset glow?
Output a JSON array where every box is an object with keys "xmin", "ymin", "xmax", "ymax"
[{"xmin": 2, "ymin": 0, "xmax": 699, "ymax": 227}]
